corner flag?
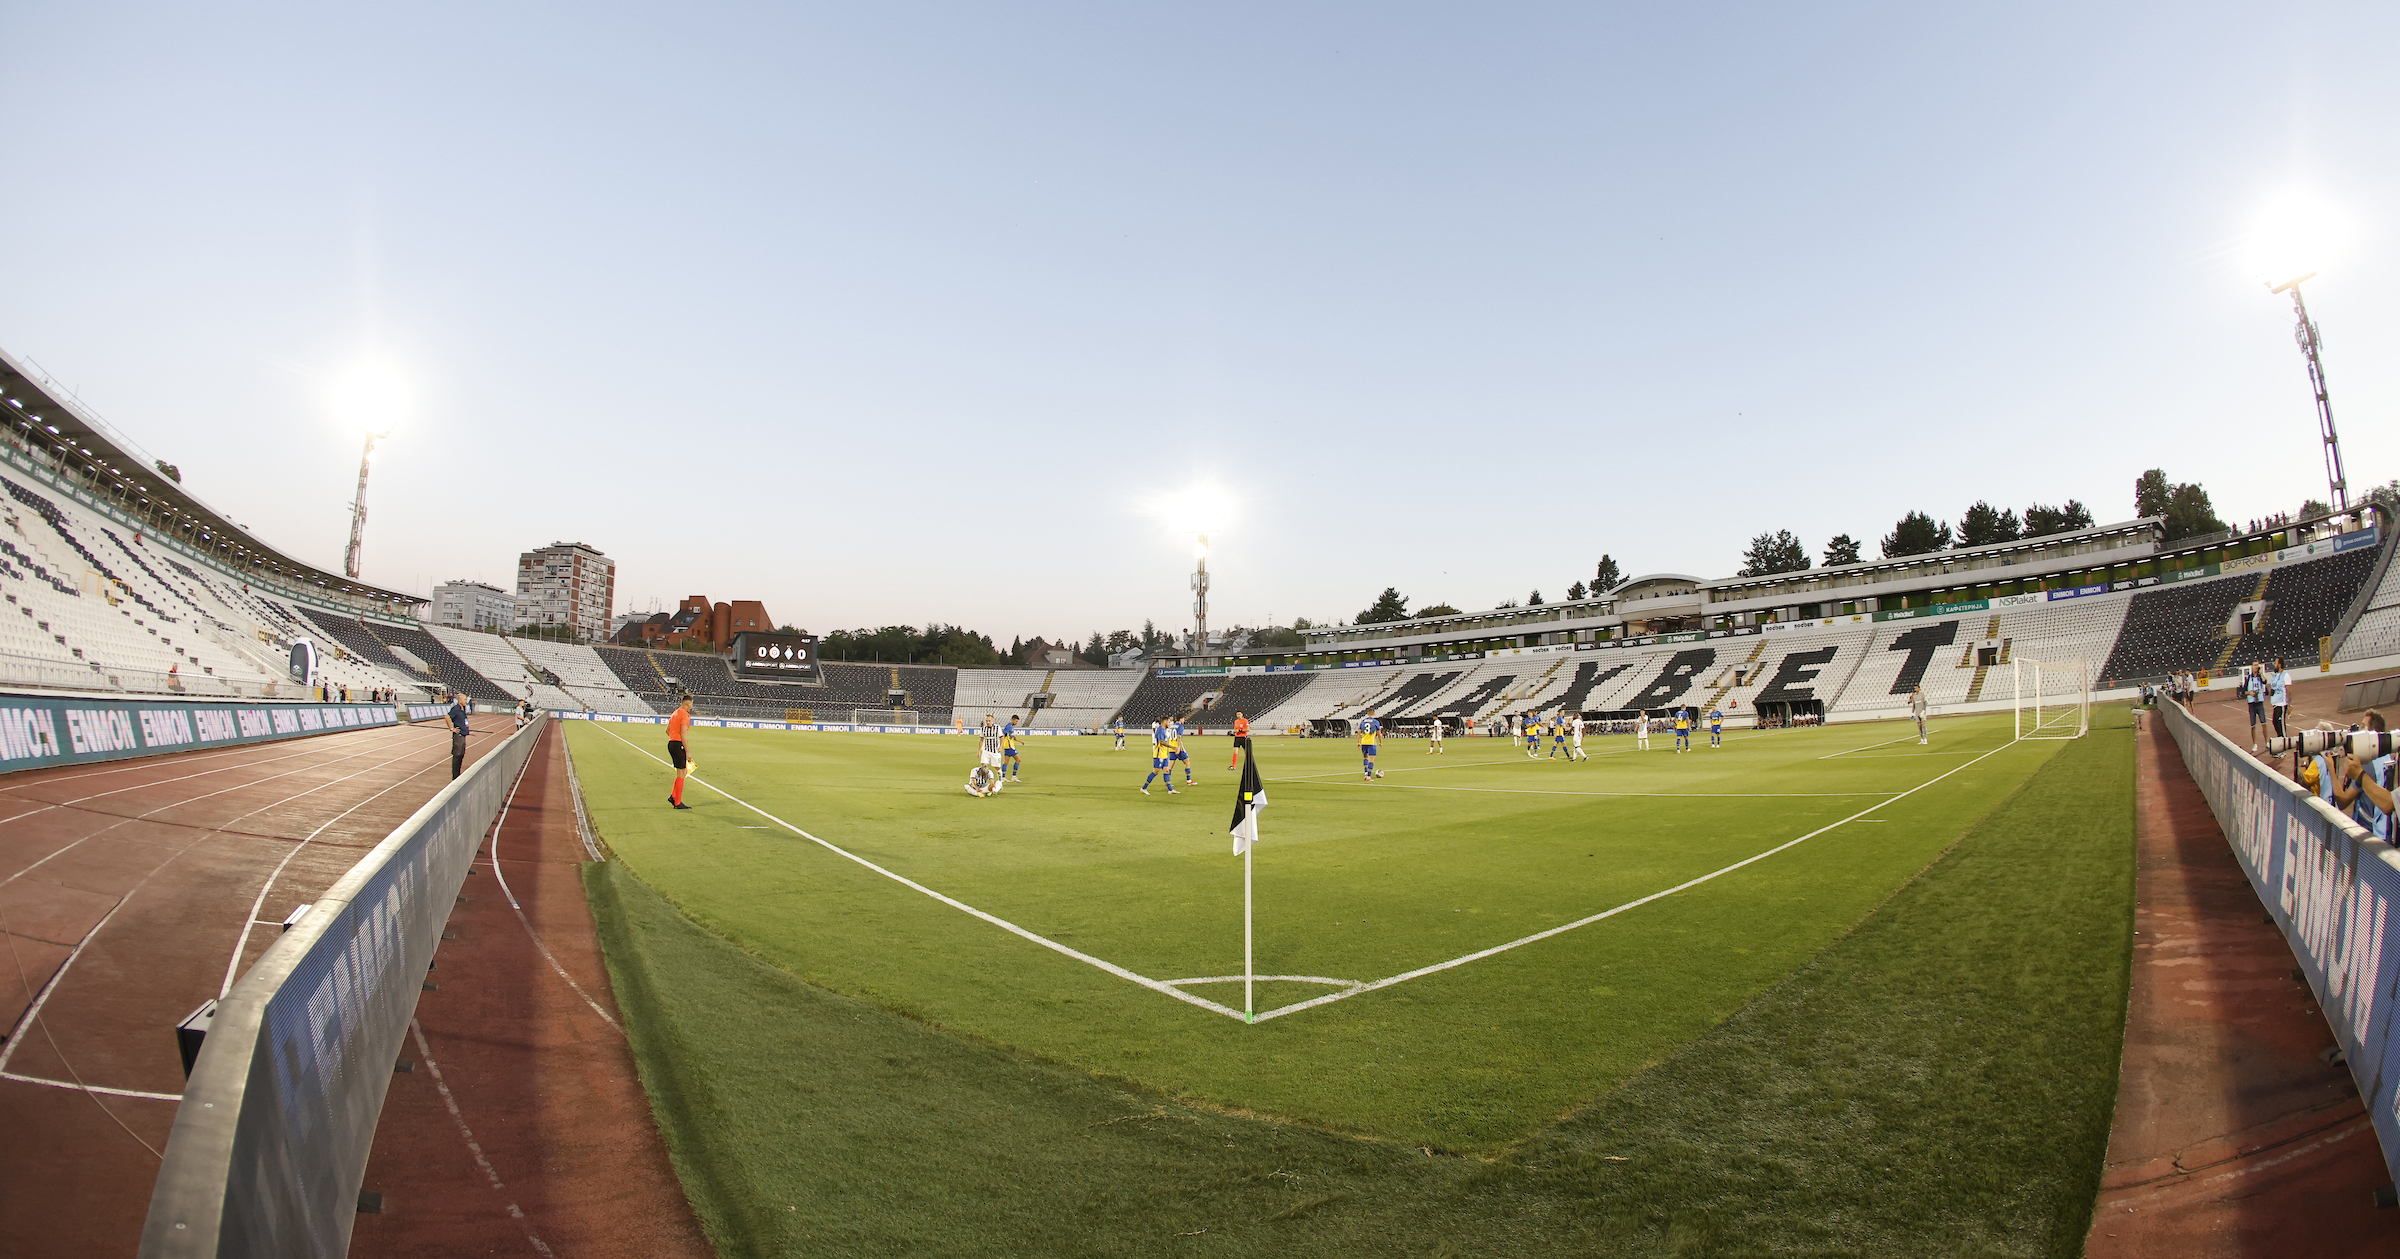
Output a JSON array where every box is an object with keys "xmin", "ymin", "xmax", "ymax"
[{"xmin": 1229, "ymin": 747, "xmax": 1266, "ymax": 855}]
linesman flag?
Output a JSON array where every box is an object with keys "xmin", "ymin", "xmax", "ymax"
[{"xmin": 1228, "ymin": 747, "xmax": 1267, "ymax": 855}]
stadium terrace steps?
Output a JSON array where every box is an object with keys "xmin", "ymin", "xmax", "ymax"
[
  {"xmin": 1030, "ymin": 670, "xmax": 1142, "ymax": 729},
  {"xmin": 425, "ymin": 626, "xmax": 581, "ymax": 710},
  {"xmin": 508, "ymin": 637, "xmax": 660, "ymax": 714},
  {"xmin": 1112, "ymin": 674, "xmax": 1222, "ymax": 727}
]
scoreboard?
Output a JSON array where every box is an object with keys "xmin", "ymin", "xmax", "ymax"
[{"xmin": 733, "ymin": 632, "xmax": 822, "ymax": 683}]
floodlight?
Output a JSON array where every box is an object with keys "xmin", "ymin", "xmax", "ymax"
[
  {"xmin": 330, "ymin": 359, "xmax": 410, "ymax": 437},
  {"xmin": 2245, "ymin": 190, "xmax": 2352, "ymax": 288}
]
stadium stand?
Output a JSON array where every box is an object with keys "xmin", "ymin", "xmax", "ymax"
[
  {"xmin": 425, "ymin": 625, "xmax": 582, "ymax": 710},
  {"xmin": 593, "ymin": 644, "xmax": 961, "ymax": 724},
  {"xmin": 2337, "ymin": 546, "xmax": 2400, "ymax": 663},
  {"xmin": 0, "ymin": 466, "xmax": 420, "ymax": 698},
  {"xmin": 2233, "ymin": 546, "xmax": 2384, "ymax": 670},
  {"xmin": 1201, "ymin": 672, "xmax": 1319, "ymax": 725},
  {"xmin": 954, "ymin": 669, "xmax": 1051, "ymax": 719},
  {"xmin": 1031, "ymin": 670, "xmax": 1144, "ymax": 730},
  {"xmin": 1112, "ymin": 673, "xmax": 1224, "ymax": 726},
  {"xmin": 508, "ymin": 636, "xmax": 662, "ymax": 714}
]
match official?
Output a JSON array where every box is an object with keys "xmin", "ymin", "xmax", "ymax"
[
  {"xmin": 447, "ymin": 692, "xmax": 470, "ymax": 779},
  {"xmin": 667, "ymin": 698, "xmax": 694, "ymax": 809}
]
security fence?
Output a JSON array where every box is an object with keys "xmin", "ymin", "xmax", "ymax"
[{"xmin": 137, "ymin": 715, "xmax": 545, "ymax": 1257}]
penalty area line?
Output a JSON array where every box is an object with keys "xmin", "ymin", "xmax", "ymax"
[
  {"xmin": 582, "ymin": 723, "xmax": 1252, "ymax": 1023},
  {"xmin": 1250, "ymin": 739, "xmax": 2022, "ymax": 1023}
]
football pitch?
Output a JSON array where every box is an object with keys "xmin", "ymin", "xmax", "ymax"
[{"xmin": 569, "ymin": 713, "xmax": 2095, "ymax": 1151}]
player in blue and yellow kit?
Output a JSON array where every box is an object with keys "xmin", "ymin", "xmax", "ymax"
[
  {"xmin": 1167, "ymin": 717, "xmax": 1195, "ymax": 786},
  {"xmin": 1358, "ymin": 710, "xmax": 1383, "ymax": 782},
  {"xmin": 1141, "ymin": 720, "xmax": 1178, "ymax": 795},
  {"xmin": 1112, "ymin": 718, "xmax": 1126, "ymax": 750},
  {"xmin": 1000, "ymin": 715, "xmax": 1024, "ymax": 781},
  {"xmin": 1708, "ymin": 707, "xmax": 1724, "ymax": 748},
  {"xmin": 1674, "ymin": 708, "xmax": 1692, "ymax": 752},
  {"xmin": 1551, "ymin": 715, "xmax": 1569, "ymax": 760}
]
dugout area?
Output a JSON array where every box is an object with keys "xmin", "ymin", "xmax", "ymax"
[{"xmin": 564, "ymin": 710, "xmax": 2145, "ymax": 1254}]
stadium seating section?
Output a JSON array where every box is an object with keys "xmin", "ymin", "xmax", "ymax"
[{"xmin": 7, "ymin": 454, "xmax": 2392, "ymax": 734}]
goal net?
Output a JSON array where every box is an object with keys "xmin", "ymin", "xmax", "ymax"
[
  {"xmin": 852, "ymin": 708, "xmax": 920, "ymax": 726},
  {"xmin": 2013, "ymin": 657, "xmax": 2089, "ymax": 740}
]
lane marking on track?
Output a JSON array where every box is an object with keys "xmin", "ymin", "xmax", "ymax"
[
  {"xmin": 408, "ymin": 1020, "xmax": 558, "ymax": 1258},
  {"xmin": 218, "ymin": 736, "xmax": 496, "ymax": 997},
  {"xmin": 0, "ymin": 1070, "xmax": 181, "ymax": 1102},
  {"xmin": 582, "ymin": 722, "xmax": 1251, "ymax": 1022},
  {"xmin": 0, "ymin": 719, "xmax": 459, "ymax": 828},
  {"xmin": 481, "ymin": 728, "xmax": 622, "ymax": 1034},
  {"xmin": 580, "ymin": 721, "xmax": 2041, "ymax": 1026}
]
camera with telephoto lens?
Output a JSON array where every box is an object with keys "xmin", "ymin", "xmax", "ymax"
[{"xmin": 2267, "ymin": 730, "xmax": 2398, "ymax": 759}]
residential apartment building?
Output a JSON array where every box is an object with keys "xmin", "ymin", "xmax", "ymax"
[
  {"xmin": 514, "ymin": 541, "xmax": 616, "ymax": 641},
  {"xmin": 428, "ymin": 579, "xmax": 517, "ymax": 632}
]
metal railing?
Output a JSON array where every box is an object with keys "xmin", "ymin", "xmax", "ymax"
[{"xmin": 138, "ymin": 716, "xmax": 545, "ymax": 1257}]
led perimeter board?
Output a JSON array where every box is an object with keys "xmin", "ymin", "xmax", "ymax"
[{"xmin": 734, "ymin": 631, "xmax": 822, "ymax": 683}]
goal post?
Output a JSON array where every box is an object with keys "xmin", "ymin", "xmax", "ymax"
[{"xmin": 2013, "ymin": 657, "xmax": 2090, "ymax": 740}]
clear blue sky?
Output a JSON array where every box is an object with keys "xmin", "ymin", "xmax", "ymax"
[{"xmin": 3, "ymin": 4, "xmax": 2392, "ymax": 644}]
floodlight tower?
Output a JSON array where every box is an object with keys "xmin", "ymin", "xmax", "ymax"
[
  {"xmin": 1190, "ymin": 533, "xmax": 1211, "ymax": 658},
  {"xmin": 2270, "ymin": 273, "xmax": 2348, "ymax": 513},
  {"xmin": 343, "ymin": 429, "xmax": 389, "ymax": 579}
]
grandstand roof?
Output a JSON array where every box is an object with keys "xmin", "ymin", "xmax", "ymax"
[{"xmin": 0, "ymin": 344, "xmax": 420, "ymax": 610}]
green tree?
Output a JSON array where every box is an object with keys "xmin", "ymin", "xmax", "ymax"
[
  {"xmin": 2162, "ymin": 483, "xmax": 2226, "ymax": 542},
  {"xmin": 154, "ymin": 459, "xmax": 181, "ymax": 483},
  {"xmin": 2022, "ymin": 500, "xmax": 2093, "ymax": 538},
  {"xmin": 1880, "ymin": 512, "xmax": 1952, "ymax": 558},
  {"xmin": 1737, "ymin": 529, "xmax": 1811, "ymax": 577},
  {"xmin": 1957, "ymin": 501, "xmax": 2021, "ymax": 547},
  {"xmin": 1418, "ymin": 604, "xmax": 1460, "ymax": 617},
  {"xmin": 1565, "ymin": 581, "xmax": 1587, "ymax": 601},
  {"xmin": 2357, "ymin": 481, "xmax": 2400, "ymax": 523},
  {"xmin": 2134, "ymin": 469, "xmax": 2172, "ymax": 519},
  {"xmin": 1355, "ymin": 587, "xmax": 1411, "ymax": 624},
  {"xmin": 1822, "ymin": 534, "xmax": 1863, "ymax": 566},
  {"xmin": 1592, "ymin": 555, "xmax": 1623, "ymax": 594},
  {"xmin": 1527, "ymin": 590, "xmax": 1545, "ymax": 605}
]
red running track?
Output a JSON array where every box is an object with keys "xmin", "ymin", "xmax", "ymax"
[{"xmin": 0, "ymin": 715, "xmax": 515, "ymax": 1257}]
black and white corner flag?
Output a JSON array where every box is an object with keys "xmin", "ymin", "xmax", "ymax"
[{"xmin": 1229, "ymin": 747, "xmax": 1267, "ymax": 855}]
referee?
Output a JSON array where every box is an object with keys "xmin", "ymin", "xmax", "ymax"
[
  {"xmin": 667, "ymin": 698, "xmax": 694, "ymax": 810},
  {"xmin": 1229, "ymin": 711, "xmax": 1251, "ymax": 770}
]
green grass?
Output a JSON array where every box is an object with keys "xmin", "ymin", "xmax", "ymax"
[
  {"xmin": 583, "ymin": 706, "xmax": 2134, "ymax": 1256},
  {"xmin": 570, "ymin": 713, "xmax": 2059, "ymax": 1150}
]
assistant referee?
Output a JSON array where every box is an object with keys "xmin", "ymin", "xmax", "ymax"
[
  {"xmin": 1229, "ymin": 711, "xmax": 1251, "ymax": 770},
  {"xmin": 667, "ymin": 698, "xmax": 694, "ymax": 810}
]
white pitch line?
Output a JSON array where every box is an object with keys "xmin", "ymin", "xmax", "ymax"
[
  {"xmin": 583, "ymin": 722, "xmax": 1253, "ymax": 1023},
  {"xmin": 1161, "ymin": 975, "xmax": 1363, "ymax": 990},
  {"xmin": 481, "ymin": 731, "xmax": 622, "ymax": 1034},
  {"xmin": 1816, "ymin": 731, "xmax": 1928, "ymax": 759},
  {"xmin": 1250, "ymin": 739, "xmax": 2022, "ymax": 1022},
  {"xmin": 1329, "ymin": 783, "xmax": 1896, "ymax": 799}
]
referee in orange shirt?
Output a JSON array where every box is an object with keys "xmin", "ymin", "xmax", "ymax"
[
  {"xmin": 667, "ymin": 698, "xmax": 694, "ymax": 810},
  {"xmin": 1229, "ymin": 711, "xmax": 1250, "ymax": 770}
]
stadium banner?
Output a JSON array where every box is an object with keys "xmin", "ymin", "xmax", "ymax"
[
  {"xmin": 140, "ymin": 716, "xmax": 545, "ymax": 1258},
  {"xmin": 406, "ymin": 703, "xmax": 451, "ymax": 722},
  {"xmin": 2156, "ymin": 699, "xmax": 2400, "ymax": 1190},
  {"xmin": 1154, "ymin": 667, "xmax": 1231, "ymax": 676},
  {"xmin": 1875, "ymin": 598, "xmax": 1990, "ymax": 622},
  {"xmin": 554, "ymin": 711, "xmax": 1083, "ymax": 735},
  {"xmin": 0, "ymin": 693, "xmax": 399, "ymax": 772}
]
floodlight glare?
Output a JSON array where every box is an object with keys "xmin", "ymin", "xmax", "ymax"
[
  {"xmin": 330, "ymin": 359, "xmax": 410, "ymax": 437},
  {"xmin": 2244, "ymin": 189, "xmax": 2352, "ymax": 288}
]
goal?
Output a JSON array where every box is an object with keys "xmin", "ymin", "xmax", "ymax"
[
  {"xmin": 851, "ymin": 708, "xmax": 920, "ymax": 726},
  {"xmin": 2012, "ymin": 657, "xmax": 2089, "ymax": 740}
]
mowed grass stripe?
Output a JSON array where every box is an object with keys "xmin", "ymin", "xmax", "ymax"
[
  {"xmin": 567, "ymin": 714, "xmax": 2060, "ymax": 1148},
  {"xmin": 584, "ymin": 707, "xmax": 2134, "ymax": 1256}
]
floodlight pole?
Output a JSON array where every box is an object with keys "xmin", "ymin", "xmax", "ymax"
[
  {"xmin": 2272, "ymin": 274, "xmax": 2347, "ymax": 512},
  {"xmin": 1191, "ymin": 534, "xmax": 1211, "ymax": 659},
  {"xmin": 343, "ymin": 430, "xmax": 386, "ymax": 579}
]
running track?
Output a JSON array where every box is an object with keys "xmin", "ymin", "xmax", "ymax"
[{"xmin": 0, "ymin": 715, "xmax": 513, "ymax": 1255}]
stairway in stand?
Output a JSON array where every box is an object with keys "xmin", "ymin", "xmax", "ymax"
[{"xmin": 2210, "ymin": 573, "xmax": 2273, "ymax": 672}]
